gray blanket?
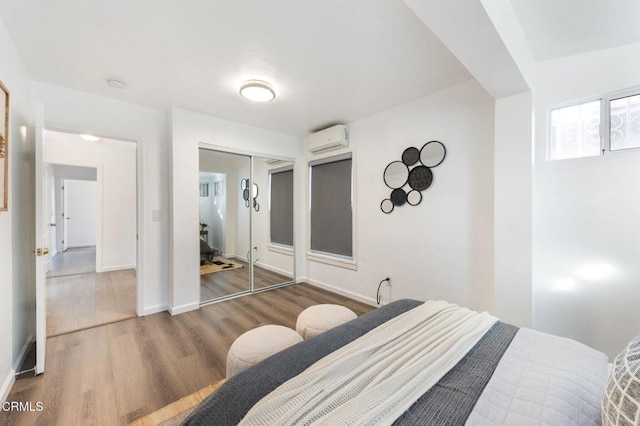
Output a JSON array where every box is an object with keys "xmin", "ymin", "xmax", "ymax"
[{"xmin": 184, "ymin": 300, "xmax": 516, "ymax": 425}]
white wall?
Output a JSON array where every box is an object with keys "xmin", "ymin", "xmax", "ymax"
[
  {"xmin": 0, "ymin": 16, "xmax": 34, "ymax": 403},
  {"xmin": 64, "ymin": 179, "xmax": 97, "ymax": 248},
  {"xmin": 304, "ymin": 80, "xmax": 495, "ymax": 312},
  {"xmin": 45, "ymin": 132, "xmax": 136, "ymax": 271},
  {"xmin": 493, "ymin": 91, "xmax": 532, "ymax": 327},
  {"xmin": 33, "ymin": 82, "xmax": 170, "ymax": 315},
  {"xmin": 171, "ymin": 107, "xmax": 301, "ymax": 314},
  {"xmin": 532, "ymin": 42, "xmax": 640, "ymax": 359}
]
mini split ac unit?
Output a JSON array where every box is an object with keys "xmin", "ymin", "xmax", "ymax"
[{"xmin": 306, "ymin": 125, "xmax": 349, "ymax": 154}]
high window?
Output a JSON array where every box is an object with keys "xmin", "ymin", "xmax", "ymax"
[{"xmin": 549, "ymin": 89, "xmax": 640, "ymax": 160}]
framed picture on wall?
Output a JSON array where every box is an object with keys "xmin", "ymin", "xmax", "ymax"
[{"xmin": 0, "ymin": 80, "xmax": 9, "ymax": 212}]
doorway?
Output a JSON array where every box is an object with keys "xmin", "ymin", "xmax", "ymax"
[{"xmin": 43, "ymin": 130, "xmax": 138, "ymax": 337}]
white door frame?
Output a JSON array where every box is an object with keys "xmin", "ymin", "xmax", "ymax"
[
  {"xmin": 35, "ymin": 121, "xmax": 148, "ymax": 374},
  {"xmin": 35, "ymin": 104, "xmax": 46, "ymax": 374},
  {"xmin": 56, "ymin": 167, "xmax": 103, "ymax": 270}
]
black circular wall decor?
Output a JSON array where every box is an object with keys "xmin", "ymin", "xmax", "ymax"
[
  {"xmin": 390, "ymin": 188, "xmax": 407, "ymax": 206},
  {"xmin": 401, "ymin": 147, "xmax": 420, "ymax": 166},
  {"xmin": 243, "ymin": 188, "xmax": 250, "ymax": 201},
  {"xmin": 420, "ymin": 140, "xmax": 446, "ymax": 168},
  {"xmin": 381, "ymin": 199, "xmax": 394, "ymax": 214},
  {"xmin": 380, "ymin": 141, "xmax": 446, "ymax": 214},
  {"xmin": 408, "ymin": 165, "xmax": 433, "ymax": 191}
]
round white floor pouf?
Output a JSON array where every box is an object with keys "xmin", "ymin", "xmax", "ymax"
[
  {"xmin": 226, "ymin": 325, "xmax": 303, "ymax": 378},
  {"xmin": 296, "ymin": 304, "xmax": 357, "ymax": 339}
]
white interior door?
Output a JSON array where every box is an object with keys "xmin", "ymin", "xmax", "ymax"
[
  {"xmin": 64, "ymin": 179, "xmax": 97, "ymax": 248},
  {"xmin": 35, "ymin": 104, "xmax": 47, "ymax": 374},
  {"xmin": 62, "ymin": 183, "xmax": 68, "ymax": 252},
  {"xmin": 44, "ymin": 164, "xmax": 53, "ymax": 272}
]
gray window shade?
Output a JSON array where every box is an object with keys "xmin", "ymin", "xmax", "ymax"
[
  {"xmin": 270, "ymin": 169, "xmax": 294, "ymax": 246},
  {"xmin": 310, "ymin": 158, "xmax": 352, "ymax": 257}
]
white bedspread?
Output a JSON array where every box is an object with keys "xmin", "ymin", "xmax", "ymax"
[
  {"xmin": 240, "ymin": 300, "xmax": 497, "ymax": 426},
  {"xmin": 466, "ymin": 328, "xmax": 610, "ymax": 425}
]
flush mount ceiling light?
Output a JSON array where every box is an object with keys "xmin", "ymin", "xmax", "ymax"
[
  {"xmin": 80, "ymin": 134, "xmax": 101, "ymax": 142},
  {"xmin": 239, "ymin": 80, "xmax": 276, "ymax": 102},
  {"xmin": 107, "ymin": 78, "xmax": 127, "ymax": 89}
]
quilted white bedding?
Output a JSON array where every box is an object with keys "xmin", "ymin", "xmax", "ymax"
[{"xmin": 467, "ymin": 328, "xmax": 610, "ymax": 425}]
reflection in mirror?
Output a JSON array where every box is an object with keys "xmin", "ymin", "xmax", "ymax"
[
  {"xmin": 383, "ymin": 161, "xmax": 409, "ymax": 189},
  {"xmin": 407, "ymin": 189, "xmax": 422, "ymax": 206},
  {"xmin": 199, "ymin": 148, "xmax": 251, "ymax": 303},
  {"xmin": 253, "ymin": 157, "xmax": 295, "ymax": 290},
  {"xmin": 381, "ymin": 199, "xmax": 394, "ymax": 214},
  {"xmin": 420, "ymin": 140, "xmax": 446, "ymax": 168}
]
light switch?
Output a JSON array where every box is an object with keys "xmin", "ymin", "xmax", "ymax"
[{"xmin": 153, "ymin": 210, "xmax": 161, "ymax": 221}]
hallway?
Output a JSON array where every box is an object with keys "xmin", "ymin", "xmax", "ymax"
[{"xmin": 46, "ymin": 248, "xmax": 136, "ymax": 336}]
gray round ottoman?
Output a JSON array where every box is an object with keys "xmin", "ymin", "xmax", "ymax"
[
  {"xmin": 296, "ymin": 304, "xmax": 357, "ymax": 339},
  {"xmin": 226, "ymin": 325, "xmax": 302, "ymax": 378}
]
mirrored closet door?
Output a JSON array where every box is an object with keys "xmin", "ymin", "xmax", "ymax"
[
  {"xmin": 199, "ymin": 149, "xmax": 251, "ymax": 303},
  {"xmin": 199, "ymin": 148, "xmax": 295, "ymax": 304},
  {"xmin": 252, "ymin": 156, "xmax": 295, "ymax": 290}
]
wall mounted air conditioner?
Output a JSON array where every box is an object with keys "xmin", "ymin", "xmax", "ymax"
[{"xmin": 306, "ymin": 125, "xmax": 349, "ymax": 154}]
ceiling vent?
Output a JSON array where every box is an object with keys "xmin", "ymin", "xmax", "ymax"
[{"xmin": 306, "ymin": 125, "xmax": 349, "ymax": 154}]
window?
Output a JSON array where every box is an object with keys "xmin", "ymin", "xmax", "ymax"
[
  {"xmin": 610, "ymin": 93, "xmax": 640, "ymax": 151},
  {"xmin": 549, "ymin": 89, "xmax": 640, "ymax": 160},
  {"xmin": 550, "ymin": 100, "xmax": 601, "ymax": 160},
  {"xmin": 269, "ymin": 168, "xmax": 294, "ymax": 247},
  {"xmin": 199, "ymin": 182, "xmax": 209, "ymax": 197},
  {"xmin": 309, "ymin": 154, "xmax": 353, "ymax": 260}
]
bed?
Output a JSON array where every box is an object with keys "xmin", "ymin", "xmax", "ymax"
[{"xmin": 184, "ymin": 299, "xmax": 633, "ymax": 425}]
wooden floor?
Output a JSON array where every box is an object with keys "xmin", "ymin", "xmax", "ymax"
[
  {"xmin": 47, "ymin": 247, "xmax": 96, "ymax": 277},
  {"xmin": 2, "ymin": 284, "xmax": 373, "ymax": 426},
  {"xmin": 200, "ymin": 258, "xmax": 293, "ymax": 302},
  {"xmin": 47, "ymin": 269, "xmax": 137, "ymax": 337}
]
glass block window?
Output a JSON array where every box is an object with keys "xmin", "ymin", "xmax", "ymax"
[
  {"xmin": 549, "ymin": 100, "xmax": 601, "ymax": 160},
  {"xmin": 610, "ymin": 94, "xmax": 640, "ymax": 151}
]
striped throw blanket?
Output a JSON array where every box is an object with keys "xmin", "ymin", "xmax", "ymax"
[{"xmin": 239, "ymin": 300, "xmax": 497, "ymax": 425}]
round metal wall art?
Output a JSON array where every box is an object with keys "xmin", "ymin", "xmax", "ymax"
[
  {"xmin": 402, "ymin": 147, "xmax": 420, "ymax": 166},
  {"xmin": 383, "ymin": 161, "xmax": 409, "ymax": 189},
  {"xmin": 407, "ymin": 190, "xmax": 422, "ymax": 206},
  {"xmin": 390, "ymin": 188, "xmax": 407, "ymax": 206},
  {"xmin": 381, "ymin": 199, "xmax": 394, "ymax": 214},
  {"xmin": 380, "ymin": 140, "xmax": 446, "ymax": 214}
]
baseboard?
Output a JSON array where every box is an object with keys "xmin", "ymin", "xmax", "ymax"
[
  {"xmin": 169, "ymin": 301, "xmax": 200, "ymax": 316},
  {"xmin": 66, "ymin": 243, "xmax": 96, "ymax": 249},
  {"xmin": 98, "ymin": 264, "xmax": 136, "ymax": 273},
  {"xmin": 300, "ymin": 277, "xmax": 378, "ymax": 307},
  {"xmin": 1, "ymin": 334, "xmax": 33, "ymax": 403},
  {"xmin": 13, "ymin": 334, "xmax": 33, "ymax": 372},
  {"xmin": 0, "ymin": 368, "xmax": 16, "ymax": 403},
  {"xmin": 254, "ymin": 261, "xmax": 293, "ymax": 279},
  {"xmin": 142, "ymin": 304, "xmax": 168, "ymax": 316}
]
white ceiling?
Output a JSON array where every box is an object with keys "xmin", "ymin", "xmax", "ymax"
[
  {"xmin": 510, "ymin": 0, "xmax": 640, "ymax": 61},
  {"xmin": 0, "ymin": 0, "xmax": 473, "ymax": 136}
]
